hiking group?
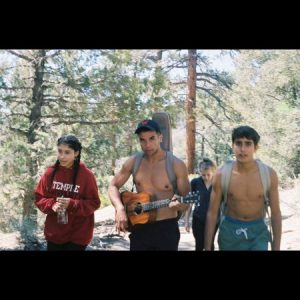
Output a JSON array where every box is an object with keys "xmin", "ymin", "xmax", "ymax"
[{"xmin": 35, "ymin": 115, "xmax": 282, "ymax": 251}]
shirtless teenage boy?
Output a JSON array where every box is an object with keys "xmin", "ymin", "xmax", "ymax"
[{"xmin": 204, "ymin": 126, "xmax": 281, "ymax": 250}]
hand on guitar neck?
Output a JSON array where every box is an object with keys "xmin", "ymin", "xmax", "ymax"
[{"xmin": 169, "ymin": 194, "xmax": 189, "ymax": 211}]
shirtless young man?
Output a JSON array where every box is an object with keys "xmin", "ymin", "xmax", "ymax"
[
  {"xmin": 204, "ymin": 126, "xmax": 281, "ymax": 251},
  {"xmin": 108, "ymin": 119, "xmax": 190, "ymax": 250}
]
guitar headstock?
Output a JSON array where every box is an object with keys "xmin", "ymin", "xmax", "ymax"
[{"xmin": 181, "ymin": 191, "xmax": 200, "ymax": 206}]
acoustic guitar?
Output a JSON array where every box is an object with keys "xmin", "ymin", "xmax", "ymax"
[{"xmin": 121, "ymin": 191, "xmax": 200, "ymax": 227}]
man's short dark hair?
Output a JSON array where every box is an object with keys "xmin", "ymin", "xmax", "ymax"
[
  {"xmin": 232, "ymin": 125, "xmax": 260, "ymax": 146},
  {"xmin": 135, "ymin": 119, "xmax": 161, "ymax": 134}
]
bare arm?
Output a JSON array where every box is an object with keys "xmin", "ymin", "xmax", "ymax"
[
  {"xmin": 108, "ymin": 157, "xmax": 135, "ymax": 233},
  {"xmin": 169, "ymin": 158, "xmax": 191, "ymax": 211},
  {"xmin": 204, "ymin": 170, "xmax": 222, "ymax": 250},
  {"xmin": 269, "ymin": 168, "xmax": 281, "ymax": 250}
]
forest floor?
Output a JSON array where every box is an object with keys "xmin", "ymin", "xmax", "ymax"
[{"xmin": 0, "ymin": 186, "xmax": 299, "ymax": 251}]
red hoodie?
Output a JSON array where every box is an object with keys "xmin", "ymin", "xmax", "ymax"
[{"xmin": 35, "ymin": 161, "xmax": 101, "ymax": 245}]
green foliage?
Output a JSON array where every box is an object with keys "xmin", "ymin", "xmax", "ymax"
[
  {"xmin": 222, "ymin": 50, "xmax": 300, "ymax": 183},
  {"xmin": 100, "ymin": 193, "xmax": 111, "ymax": 208},
  {"xmin": 289, "ymin": 148, "xmax": 300, "ymax": 178}
]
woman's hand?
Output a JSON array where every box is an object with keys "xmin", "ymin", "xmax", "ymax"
[
  {"xmin": 52, "ymin": 201, "xmax": 63, "ymax": 212},
  {"xmin": 56, "ymin": 197, "xmax": 71, "ymax": 209}
]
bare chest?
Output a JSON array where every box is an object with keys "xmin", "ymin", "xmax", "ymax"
[
  {"xmin": 228, "ymin": 170, "xmax": 264, "ymax": 203},
  {"xmin": 134, "ymin": 159, "xmax": 173, "ymax": 197}
]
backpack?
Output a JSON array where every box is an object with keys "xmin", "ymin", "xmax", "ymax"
[
  {"xmin": 220, "ymin": 159, "xmax": 273, "ymax": 242},
  {"xmin": 131, "ymin": 151, "xmax": 178, "ymax": 194}
]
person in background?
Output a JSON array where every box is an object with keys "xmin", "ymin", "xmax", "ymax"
[{"xmin": 185, "ymin": 158, "xmax": 218, "ymax": 251}]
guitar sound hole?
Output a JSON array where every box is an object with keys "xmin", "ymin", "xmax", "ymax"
[{"xmin": 134, "ymin": 203, "xmax": 143, "ymax": 215}]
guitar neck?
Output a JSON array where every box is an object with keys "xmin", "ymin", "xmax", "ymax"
[{"xmin": 142, "ymin": 198, "xmax": 179, "ymax": 212}]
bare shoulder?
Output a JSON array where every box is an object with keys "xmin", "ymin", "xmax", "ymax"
[
  {"xmin": 267, "ymin": 165, "xmax": 279, "ymax": 186},
  {"xmin": 120, "ymin": 155, "xmax": 136, "ymax": 174},
  {"xmin": 212, "ymin": 168, "xmax": 222, "ymax": 186},
  {"xmin": 267, "ymin": 165, "xmax": 277, "ymax": 176},
  {"xmin": 215, "ymin": 167, "xmax": 223, "ymax": 177},
  {"xmin": 110, "ymin": 156, "xmax": 136, "ymax": 188},
  {"xmin": 172, "ymin": 155, "xmax": 187, "ymax": 171}
]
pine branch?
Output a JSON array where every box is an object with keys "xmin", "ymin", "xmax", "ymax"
[
  {"xmin": 6, "ymin": 50, "xmax": 32, "ymax": 62},
  {"xmin": 8, "ymin": 126, "xmax": 28, "ymax": 135},
  {"xmin": 194, "ymin": 130, "xmax": 216, "ymax": 152},
  {"xmin": 49, "ymin": 120, "xmax": 117, "ymax": 126},
  {"xmin": 0, "ymin": 86, "xmax": 31, "ymax": 90},
  {"xmin": 202, "ymin": 113, "xmax": 226, "ymax": 133},
  {"xmin": 197, "ymin": 86, "xmax": 232, "ymax": 120}
]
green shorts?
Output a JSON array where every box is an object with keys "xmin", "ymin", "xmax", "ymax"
[{"xmin": 218, "ymin": 216, "xmax": 271, "ymax": 251}]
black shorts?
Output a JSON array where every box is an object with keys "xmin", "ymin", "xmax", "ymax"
[{"xmin": 129, "ymin": 218, "xmax": 180, "ymax": 251}]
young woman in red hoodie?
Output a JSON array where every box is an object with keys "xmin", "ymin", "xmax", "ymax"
[{"xmin": 35, "ymin": 135, "xmax": 101, "ymax": 250}]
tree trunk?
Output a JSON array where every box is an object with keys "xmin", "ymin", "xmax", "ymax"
[
  {"xmin": 153, "ymin": 50, "xmax": 163, "ymax": 112},
  {"xmin": 111, "ymin": 158, "xmax": 116, "ymax": 176},
  {"xmin": 111, "ymin": 129, "xmax": 117, "ymax": 176},
  {"xmin": 22, "ymin": 50, "xmax": 46, "ymax": 249},
  {"xmin": 201, "ymin": 135, "xmax": 205, "ymax": 158},
  {"xmin": 215, "ymin": 155, "xmax": 219, "ymax": 166},
  {"xmin": 185, "ymin": 50, "xmax": 197, "ymax": 174}
]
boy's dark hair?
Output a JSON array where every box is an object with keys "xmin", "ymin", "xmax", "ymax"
[
  {"xmin": 232, "ymin": 125, "xmax": 260, "ymax": 146},
  {"xmin": 49, "ymin": 135, "xmax": 82, "ymax": 194},
  {"xmin": 199, "ymin": 158, "xmax": 216, "ymax": 172}
]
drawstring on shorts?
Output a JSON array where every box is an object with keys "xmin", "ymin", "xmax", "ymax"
[{"xmin": 236, "ymin": 228, "xmax": 248, "ymax": 240}]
